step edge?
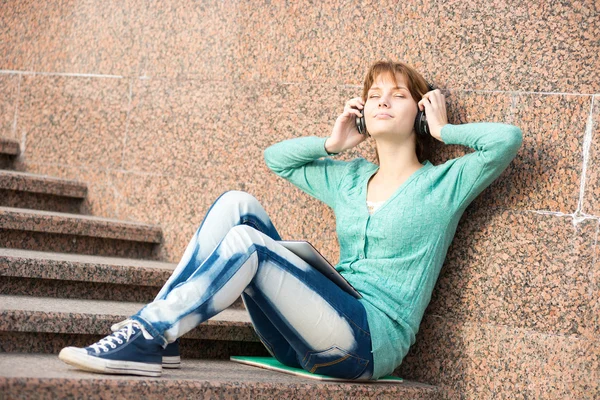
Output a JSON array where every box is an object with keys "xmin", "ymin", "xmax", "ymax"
[
  {"xmin": 0, "ymin": 170, "xmax": 88, "ymax": 198},
  {"xmin": 0, "ymin": 206, "xmax": 162, "ymax": 243},
  {"xmin": 0, "ymin": 250, "xmax": 175, "ymax": 286},
  {"xmin": 0, "ymin": 138, "xmax": 20, "ymax": 156}
]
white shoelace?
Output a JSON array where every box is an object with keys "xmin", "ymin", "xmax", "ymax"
[{"xmin": 89, "ymin": 320, "xmax": 153, "ymax": 354}]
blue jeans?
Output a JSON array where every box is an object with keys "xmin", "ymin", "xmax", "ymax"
[{"xmin": 130, "ymin": 191, "xmax": 374, "ymax": 380}]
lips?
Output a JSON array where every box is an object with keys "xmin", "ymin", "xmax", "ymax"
[{"xmin": 374, "ymin": 113, "xmax": 393, "ymax": 119}]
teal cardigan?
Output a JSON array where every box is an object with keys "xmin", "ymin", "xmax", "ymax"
[{"xmin": 263, "ymin": 123, "xmax": 523, "ymax": 379}]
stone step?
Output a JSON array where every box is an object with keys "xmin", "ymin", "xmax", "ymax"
[
  {"xmin": 0, "ymin": 248, "xmax": 245, "ymax": 308},
  {"xmin": 0, "ymin": 138, "xmax": 20, "ymax": 156},
  {"xmin": 0, "ymin": 137, "xmax": 20, "ymax": 169},
  {"xmin": 0, "ymin": 354, "xmax": 439, "ymax": 399},
  {"xmin": 0, "ymin": 170, "xmax": 87, "ymax": 213},
  {"xmin": 0, "ymin": 295, "xmax": 264, "ymax": 359},
  {"xmin": 0, "ymin": 248, "xmax": 175, "ymax": 302},
  {"xmin": 0, "ymin": 207, "xmax": 162, "ymax": 259}
]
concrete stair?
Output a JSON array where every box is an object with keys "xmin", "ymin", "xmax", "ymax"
[
  {"xmin": 0, "ymin": 248, "xmax": 247, "ymax": 306},
  {"xmin": 0, "ymin": 136, "xmax": 439, "ymax": 398},
  {"xmin": 0, "ymin": 170, "xmax": 87, "ymax": 213},
  {"xmin": 0, "ymin": 354, "xmax": 439, "ymax": 399},
  {"xmin": 0, "ymin": 248, "xmax": 176, "ymax": 302},
  {"xmin": 0, "ymin": 206, "xmax": 162, "ymax": 259},
  {"xmin": 0, "ymin": 295, "xmax": 265, "ymax": 359}
]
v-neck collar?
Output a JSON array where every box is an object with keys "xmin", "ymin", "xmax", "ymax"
[{"xmin": 363, "ymin": 160, "xmax": 432, "ymax": 216}]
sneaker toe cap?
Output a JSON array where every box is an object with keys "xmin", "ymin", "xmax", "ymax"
[{"xmin": 59, "ymin": 347, "xmax": 87, "ymax": 358}]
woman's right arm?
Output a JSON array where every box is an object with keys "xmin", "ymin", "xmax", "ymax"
[
  {"xmin": 264, "ymin": 136, "xmax": 348, "ymax": 208},
  {"xmin": 264, "ymin": 97, "xmax": 367, "ymax": 209}
]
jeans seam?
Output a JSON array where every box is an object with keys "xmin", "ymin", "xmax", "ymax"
[
  {"xmin": 303, "ymin": 345, "xmax": 367, "ymax": 365},
  {"xmin": 309, "ymin": 354, "xmax": 351, "ymax": 373},
  {"xmin": 303, "ymin": 346, "xmax": 371, "ymax": 379}
]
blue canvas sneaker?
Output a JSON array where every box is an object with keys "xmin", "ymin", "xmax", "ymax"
[
  {"xmin": 162, "ymin": 338, "xmax": 181, "ymax": 369},
  {"xmin": 59, "ymin": 319, "xmax": 164, "ymax": 377}
]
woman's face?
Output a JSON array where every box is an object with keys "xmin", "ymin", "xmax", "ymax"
[{"xmin": 363, "ymin": 72, "xmax": 418, "ymax": 141}]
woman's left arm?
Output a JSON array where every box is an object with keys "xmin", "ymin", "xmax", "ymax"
[
  {"xmin": 419, "ymin": 89, "xmax": 523, "ymax": 209},
  {"xmin": 439, "ymin": 122, "xmax": 523, "ymax": 208}
]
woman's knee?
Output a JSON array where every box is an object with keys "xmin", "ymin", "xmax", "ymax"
[
  {"xmin": 216, "ymin": 190, "xmax": 261, "ymax": 209},
  {"xmin": 219, "ymin": 224, "xmax": 263, "ymax": 258}
]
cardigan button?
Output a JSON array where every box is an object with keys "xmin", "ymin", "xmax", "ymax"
[{"xmin": 359, "ymin": 254, "xmax": 364, "ymax": 259}]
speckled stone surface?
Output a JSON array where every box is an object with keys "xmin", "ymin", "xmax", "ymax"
[
  {"xmin": 3, "ymin": 0, "xmax": 598, "ymax": 92},
  {"xmin": 488, "ymin": 93, "xmax": 591, "ymax": 213},
  {"xmin": 427, "ymin": 205, "xmax": 598, "ymax": 339},
  {"xmin": 17, "ymin": 75, "xmax": 130, "ymax": 169},
  {"xmin": 583, "ymin": 96, "xmax": 600, "ymax": 215},
  {"xmin": 140, "ymin": 0, "xmax": 239, "ymax": 80},
  {"xmin": 396, "ymin": 314, "xmax": 599, "ymax": 400},
  {"xmin": 234, "ymin": 0, "xmax": 599, "ymax": 93},
  {"xmin": 0, "ymin": 207, "xmax": 162, "ymax": 243},
  {"xmin": 0, "ymin": 0, "xmax": 145, "ymax": 76},
  {"xmin": 235, "ymin": 0, "xmax": 438, "ymax": 87},
  {"xmin": 122, "ymin": 78, "xmax": 244, "ymax": 179},
  {"xmin": 0, "ymin": 354, "xmax": 439, "ymax": 400},
  {"xmin": 0, "ymin": 295, "xmax": 257, "ymax": 342},
  {"xmin": 0, "ymin": 76, "xmax": 19, "ymax": 141},
  {"xmin": 432, "ymin": 0, "xmax": 600, "ymax": 93}
]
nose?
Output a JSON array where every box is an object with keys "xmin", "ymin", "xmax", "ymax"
[{"xmin": 378, "ymin": 98, "xmax": 389, "ymax": 108}]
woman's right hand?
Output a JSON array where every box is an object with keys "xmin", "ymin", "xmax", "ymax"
[{"xmin": 325, "ymin": 97, "xmax": 368, "ymax": 154}]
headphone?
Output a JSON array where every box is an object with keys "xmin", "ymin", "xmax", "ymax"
[
  {"xmin": 413, "ymin": 83, "xmax": 435, "ymax": 137},
  {"xmin": 356, "ymin": 82, "xmax": 435, "ymax": 137}
]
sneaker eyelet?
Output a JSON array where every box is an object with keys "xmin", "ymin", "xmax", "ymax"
[{"xmin": 110, "ymin": 344, "xmax": 116, "ymax": 349}]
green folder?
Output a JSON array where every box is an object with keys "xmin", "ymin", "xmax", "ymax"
[{"xmin": 230, "ymin": 356, "xmax": 403, "ymax": 383}]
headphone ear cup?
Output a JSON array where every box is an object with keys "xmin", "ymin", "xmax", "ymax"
[
  {"xmin": 414, "ymin": 82, "xmax": 435, "ymax": 137},
  {"xmin": 414, "ymin": 109, "xmax": 429, "ymax": 136}
]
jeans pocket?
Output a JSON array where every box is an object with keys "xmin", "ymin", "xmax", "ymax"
[{"xmin": 302, "ymin": 346, "xmax": 370, "ymax": 380}]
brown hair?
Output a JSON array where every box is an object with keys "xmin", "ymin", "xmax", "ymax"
[{"xmin": 361, "ymin": 60, "xmax": 434, "ymax": 163}]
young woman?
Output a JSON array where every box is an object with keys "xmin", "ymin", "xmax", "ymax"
[{"xmin": 59, "ymin": 60, "xmax": 522, "ymax": 380}]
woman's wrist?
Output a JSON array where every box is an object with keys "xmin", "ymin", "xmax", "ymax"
[
  {"xmin": 324, "ymin": 137, "xmax": 341, "ymax": 155},
  {"xmin": 431, "ymin": 123, "xmax": 448, "ymax": 143}
]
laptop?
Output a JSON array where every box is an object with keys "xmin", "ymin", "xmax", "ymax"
[{"xmin": 277, "ymin": 240, "xmax": 362, "ymax": 299}]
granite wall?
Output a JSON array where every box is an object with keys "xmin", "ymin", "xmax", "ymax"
[{"xmin": 1, "ymin": 0, "xmax": 598, "ymax": 398}]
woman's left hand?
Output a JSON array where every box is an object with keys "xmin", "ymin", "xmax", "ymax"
[{"xmin": 417, "ymin": 89, "xmax": 448, "ymax": 142}]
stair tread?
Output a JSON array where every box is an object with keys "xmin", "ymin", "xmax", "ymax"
[
  {"xmin": 0, "ymin": 170, "xmax": 87, "ymax": 198},
  {"xmin": 1, "ymin": 247, "xmax": 176, "ymax": 286},
  {"xmin": 0, "ymin": 247, "xmax": 175, "ymax": 270},
  {"xmin": 0, "ymin": 206, "xmax": 162, "ymax": 243},
  {"xmin": 0, "ymin": 137, "xmax": 20, "ymax": 156},
  {"xmin": 0, "ymin": 294, "xmax": 249, "ymax": 324},
  {"xmin": 0, "ymin": 353, "xmax": 438, "ymax": 396}
]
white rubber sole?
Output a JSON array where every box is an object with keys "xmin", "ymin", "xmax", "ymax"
[
  {"xmin": 59, "ymin": 347, "xmax": 162, "ymax": 377},
  {"xmin": 162, "ymin": 355, "xmax": 181, "ymax": 369}
]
